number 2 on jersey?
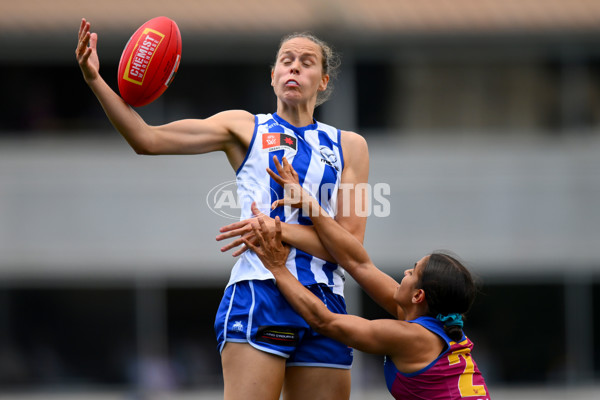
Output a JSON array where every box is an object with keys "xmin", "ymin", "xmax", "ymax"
[{"xmin": 447, "ymin": 347, "xmax": 487, "ymax": 397}]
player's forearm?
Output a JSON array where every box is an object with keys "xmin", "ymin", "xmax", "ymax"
[
  {"xmin": 281, "ymin": 223, "xmax": 336, "ymax": 263},
  {"xmin": 271, "ymin": 267, "xmax": 336, "ymax": 333},
  {"xmin": 309, "ymin": 204, "xmax": 402, "ymax": 317},
  {"xmin": 87, "ymin": 76, "xmax": 155, "ymax": 154},
  {"xmin": 308, "ymin": 203, "xmax": 371, "ymax": 273}
]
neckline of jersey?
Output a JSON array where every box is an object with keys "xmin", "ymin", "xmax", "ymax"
[{"xmin": 272, "ymin": 113, "xmax": 318, "ymax": 134}]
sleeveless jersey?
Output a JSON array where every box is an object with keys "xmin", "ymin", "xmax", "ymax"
[
  {"xmin": 384, "ymin": 316, "xmax": 490, "ymax": 400},
  {"xmin": 226, "ymin": 113, "xmax": 346, "ymax": 296}
]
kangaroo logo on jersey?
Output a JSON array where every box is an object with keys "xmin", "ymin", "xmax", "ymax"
[
  {"xmin": 262, "ymin": 133, "xmax": 297, "ymax": 152},
  {"xmin": 319, "ymin": 146, "xmax": 340, "ymax": 171}
]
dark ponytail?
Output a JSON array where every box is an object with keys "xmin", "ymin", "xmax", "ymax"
[{"xmin": 418, "ymin": 252, "xmax": 477, "ymax": 342}]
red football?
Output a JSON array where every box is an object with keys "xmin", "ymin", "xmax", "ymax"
[{"xmin": 118, "ymin": 16, "xmax": 181, "ymax": 107}]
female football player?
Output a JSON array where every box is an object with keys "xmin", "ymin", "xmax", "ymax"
[{"xmin": 77, "ymin": 18, "xmax": 368, "ymax": 400}]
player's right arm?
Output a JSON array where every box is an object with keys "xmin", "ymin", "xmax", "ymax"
[
  {"xmin": 243, "ymin": 218, "xmax": 430, "ymax": 363},
  {"xmin": 76, "ymin": 19, "xmax": 253, "ymax": 166},
  {"xmin": 306, "ymin": 194, "xmax": 402, "ymax": 319},
  {"xmin": 269, "ymin": 157, "xmax": 403, "ymax": 319}
]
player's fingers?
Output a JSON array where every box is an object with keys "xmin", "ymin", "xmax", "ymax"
[
  {"xmin": 272, "ymin": 155, "xmax": 285, "ymax": 175},
  {"xmin": 232, "ymin": 244, "xmax": 248, "ymax": 257},
  {"xmin": 216, "ymin": 225, "xmax": 250, "ymax": 241},
  {"xmin": 271, "ymin": 199, "xmax": 285, "ymax": 210},
  {"xmin": 219, "ymin": 219, "xmax": 250, "ymax": 233},
  {"xmin": 272, "ymin": 155, "xmax": 281, "ymax": 169},
  {"xmin": 89, "ymin": 32, "xmax": 98, "ymax": 50},
  {"xmin": 79, "ymin": 18, "xmax": 86, "ymax": 38},
  {"xmin": 240, "ymin": 237, "xmax": 256, "ymax": 254},
  {"xmin": 257, "ymin": 217, "xmax": 270, "ymax": 239},
  {"xmin": 219, "ymin": 237, "xmax": 244, "ymax": 252},
  {"xmin": 278, "ymin": 157, "xmax": 289, "ymax": 177},
  {"xmin": 252, "ymin": 221, "xmax": 267, "ymax": 247},
  {"xmin": 281, "ymin": 157, "xmax": 295, "ymax": 176},
  {"xmin": 230, "ymin": 230, "xmax": 256, "ymax": 250},
  {"xmin": 79, "ymin": 19, "xmax": 88, "ymax": 38},
  {"xmin": 281, "ymin": 157, "xmax": 292, "ymax": 174},
  {"xmin": 78, "ymin": 32, "xmax": 91, "ymax": 57},
  {"xmin": 266, "ymin": 167, "xmax": 284, "ymax": 186},
  {"xmin": 80, "ymin": 47, "xmax": 91, "ymax": 63},
  {"xmin": 79, "ymin": 22, "xmax": 89, "ymax": 45},
  {"xmin": 76, "ymin": 31, "xmax": 86, "ymax": 54},
  {"xmin": 250, "ymin": 202, "xmax": 265, "ymax": 218},
  {"xmin": 240, "ymin": 229, "xmax": 259, "ymax": 251},
  {"xmin": 274, "ymin": 216, "xmax": 282, "ymax": 243},
  {"xmin": 282, "ymin": 157, "xmax": 299, "ymax": 181},
  {"xmin": 215, "ymin": 229, "xmax": 246, "ymax": 242},
  {"xmin": 77, "ymin": 45, "xmax": 90, "ymax": 65}
]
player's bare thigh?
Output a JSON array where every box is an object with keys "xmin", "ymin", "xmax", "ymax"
[
  {"xmin": 282, "ymin": 366, "xmax": 351, "ymax": 400},
  {"xmin": 221, "ymin": 342, "xmax": 286, "ymax": 400}
]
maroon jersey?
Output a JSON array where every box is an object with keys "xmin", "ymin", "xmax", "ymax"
[{"xmin": 384, "ymin": 316, "xmax": 490, "ymax": 399}]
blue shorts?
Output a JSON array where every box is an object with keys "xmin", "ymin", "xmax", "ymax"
[{"xmin": 214, "ymin": 279, "xmax": 353, "ymax": 369}]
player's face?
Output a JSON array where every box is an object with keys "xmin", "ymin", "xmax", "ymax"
[
  {"xmin": 394, "ymin": 256, "xmax": 428, "ymax": 304},
  {"xmin": 271, "ymin": 37, "xmax": 329, "ymax": 106}
]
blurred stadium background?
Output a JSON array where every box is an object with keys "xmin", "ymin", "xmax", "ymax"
[{"xmin": 1, "ymin": 1, "xmax": 599, "ymax": 399}]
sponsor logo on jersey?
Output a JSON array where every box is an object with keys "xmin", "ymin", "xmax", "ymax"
[
  {"xmin": 262, "ymin": 133, "xmax": 297, "ymax": 152},
  {"xmin": 256, "ymin": 326, "xmax": 299, "ymax": 347}
]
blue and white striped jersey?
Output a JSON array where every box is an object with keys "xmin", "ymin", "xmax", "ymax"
[{"xmin": 226, "ymin": 113, "xmax": 346, "ymax": 296}]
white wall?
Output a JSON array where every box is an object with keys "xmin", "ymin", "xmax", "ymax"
[{"xmin": 1, "ymin": 134, "xmax": 599, "ymax": 281}]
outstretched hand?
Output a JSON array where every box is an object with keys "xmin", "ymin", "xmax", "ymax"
[
  {"xmin": 216, "ymin": 202, "xmax": 275, "ymax": 257},
  {"xmin": 242, "ymin": 217, "xmax": 290, "ymax": 274},
  {"xmin": 216, "ymin": 156, "xmax": 320, "ymax": 257},
  {"xmin": 76, "ymin": 18, "xmax": 100, "ymax": 82},
  {"xmin": 268, "ymin": 156, "xmax": 318, "ymax": 214}
]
